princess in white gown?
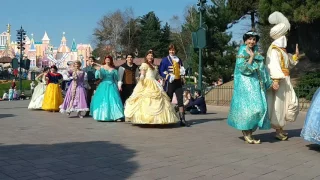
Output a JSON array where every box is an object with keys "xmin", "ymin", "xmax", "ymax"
[{"xmin": 28, "ymin": 67, "xmax": 50, "ymax": 109}]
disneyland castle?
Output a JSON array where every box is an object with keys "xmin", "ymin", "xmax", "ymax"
[{"xmin": 0, "ymin": 24, "xmax": 92, "ymax": 69}]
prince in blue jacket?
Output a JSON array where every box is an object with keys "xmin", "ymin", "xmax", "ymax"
[{"xmin": 159, "ymin": 44, "xmax": 190, "ymax": 127}]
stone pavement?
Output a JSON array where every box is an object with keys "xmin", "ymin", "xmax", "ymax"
[{"xmin": 1, "ymin": 101, "xmax": 320, "ymax": 180}]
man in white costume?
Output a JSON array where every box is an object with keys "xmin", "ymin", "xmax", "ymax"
[{"xmin": 266, "ymin": 11, "xmax": 300, "ymax": 140}]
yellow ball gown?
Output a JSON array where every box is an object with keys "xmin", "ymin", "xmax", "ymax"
[
  {"xmin": 42, "ymin": 72, "xmax": 63, "ymax": 112},
  {"xmin": 124, "ymin": 63, "xmax": 179, "ymax": 124}
]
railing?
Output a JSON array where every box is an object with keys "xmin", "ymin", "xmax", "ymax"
[
  {"xmin": 199, "ymin": 85, "xmax": 315, "ymax": 111},
  {"xmin": 204, "ymin": 86, "xmax": 233, "ymax": 106}
]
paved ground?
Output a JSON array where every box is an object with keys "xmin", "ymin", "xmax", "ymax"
[{"xmin": 1, "ymin": 100, "xmax": 320, "ymax": 180}]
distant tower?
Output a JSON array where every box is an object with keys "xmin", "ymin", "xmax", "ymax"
[
  {"xmin": 3, "ymin": 24, "xmax": 12, "ymax": 57},
  {"xmin": 41, "ymin": 31, "xmax": 50, "ymax": 57},
  {"xmin": 28, "ymin": 33, "xmax": 36, "ymax": 67},
  {"xmin": 42, "ymin": 31, "xmax": 50, "ymax": 44},
  {"xmin": 57, "ymin": 32, "xmax": 71, "ymax": 68},
  {"xmin": 70, "ymin": 38, "xmax": 78, "ymax": 61}
]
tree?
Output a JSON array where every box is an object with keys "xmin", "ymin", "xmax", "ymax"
[
  {"xmin": 138, "ymin": 12, "xmax": 162, "ymax": 57},
  {"xmin": 93, "ymin": 10, "xmax": 126, "ymax": 59},
  {"xmin": 227, "ymin": 0, "xmax": 259, "ymax": 30},
  {"xmin": 169, "ymin": 15, "xmax": 188, "ymax": 61},
  {"xmin": 120, "ymin": 18, "xmax": 141, "ymax": 56},
  {"xmin": 158, "ymin": 22, "xmax": 171, "ymax": 57},
  {"xmin": 258, "ymin": 0, "xmax": 320, "ymax": 62},
  {"xmin": 201, "ymin": 0, "xmax": 238, "ymax": 83}
]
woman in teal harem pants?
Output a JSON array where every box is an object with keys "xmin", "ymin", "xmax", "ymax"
[{"xmin": 227, "ymin": 31, "xmax": 275, "ymax": 144}]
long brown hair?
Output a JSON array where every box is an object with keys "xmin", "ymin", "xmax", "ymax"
[
  {"xmin": 144, "ymin": 50, "xmax": 155, "ymax": 70},
  {"xmin": 102, "ymin": 55, "xmax": 115, "ymax": 68}
]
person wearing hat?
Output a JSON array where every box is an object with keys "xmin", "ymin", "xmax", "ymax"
[
  {"xmin": 266, "ymin": 11, "xmax": 300, "ymax": 141},
  {"xmin": 227, "ymin": 30, "xmax": 275, "ymax": 144}
]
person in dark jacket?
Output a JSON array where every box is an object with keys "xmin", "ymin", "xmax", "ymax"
[{"xmin": 187, "ymin": 89, "xmax": 207, "ymax": 114}]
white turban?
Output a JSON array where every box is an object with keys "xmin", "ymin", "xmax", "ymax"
[{"xmin": 268, "ymin": 11, "xmax": 290, "ymax": 40}]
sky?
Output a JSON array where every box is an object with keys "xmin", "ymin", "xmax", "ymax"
[{"xmin": 1, "ymin": 0, "xmax": 249, "ymax": 48}]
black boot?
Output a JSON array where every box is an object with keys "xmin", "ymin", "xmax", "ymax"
[{"xmin": 179, "ymin": 112, "xmax": 190, "ymax": 127}]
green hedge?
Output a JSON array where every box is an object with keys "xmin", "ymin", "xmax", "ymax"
[
  {"xmin": 295, "ymin": 71, "xmax": 320, "ymax": 100},
  {"xmin": 0, "ymin": 80, "xmax": 36, "ymax": 94}
]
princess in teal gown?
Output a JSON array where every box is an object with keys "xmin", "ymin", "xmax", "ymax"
[
  {"xmin": 227, "ymin": 31, "xmax": 274, "ymax": 144},
  {"xmin": 90, "ymin": 56, "xmax": 124, "ymax": 121}
]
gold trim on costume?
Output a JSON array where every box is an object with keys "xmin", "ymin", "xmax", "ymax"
[{"xmin": 236, "ymin": 55, "xmax": 250, "ymax": 59}]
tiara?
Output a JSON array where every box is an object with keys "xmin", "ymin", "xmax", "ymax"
[{"xmin": 245, "ymin": 31, "xmax": 258, "ymax": 36}]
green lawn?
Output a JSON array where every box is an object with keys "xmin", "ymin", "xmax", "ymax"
[{"xmin": 0, "ymin": 80, "xmax": 36, "ymax": 94}]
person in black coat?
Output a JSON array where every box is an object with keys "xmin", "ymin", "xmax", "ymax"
[{"xmin": 186, "ymin": 89, "xmax": 207, "ymax": 114}]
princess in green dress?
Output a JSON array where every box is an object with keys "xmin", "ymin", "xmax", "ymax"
[{"xmin": 227, "ymin": 31, "xmax": 275, "ymax": 144}]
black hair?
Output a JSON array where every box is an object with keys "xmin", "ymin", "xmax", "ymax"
[
  {"xmin": 195, "ymin": 89, "xmax": 201, "ymax": 96},
  {"xmin": 243, "ymin": 31, "xmax": 260, "ymax": 43},
  {"xmin": 43, "ymin": 67, "xmax": 50, "ymax": 72},
  {"xmin": 126, "ymin": 53, "xmax": 134, "ymax": 59},
  {"xmin": 89, "ymin": 56, "xmax": 96, "ymax": 61}
]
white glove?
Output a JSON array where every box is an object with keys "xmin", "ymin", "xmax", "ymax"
[
  {"xmin": 169, "ymin": 75, "xmax": 175, "ymax": 83},
  {"xmin": 180, "ymin": 66, "xmax": 186, "ymax": 76},
  {"xmin": 140, "ymin": 74, "xmax": 145, "ymax": 80}
]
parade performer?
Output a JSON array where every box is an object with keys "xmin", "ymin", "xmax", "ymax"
[
  {"xmin": 28, "ymin": 67, "xmax": 50, "ymax": 109},
  {"xmin": 42, "ymin": 65, "xmax": 63, "ymax": 112},
  {"xmin": 118, "ymin": 54, "xmax": 139, "ymax": 105},
  {"xmin": 227, "ymin": 30, "xmax": 274, "ymax": 144},
  {"xmin": 124, "ymin": 50, "xmax": 179, "ymax": 125},
  {"xmin": 159, "ymin": 44, "xmax": 189, "ymax": 127},
  {"xmin": 266, "ymin": 11, "xmax": 300, "ymax": 140},
  {"xmin": 59, "ymin": 61, "xmax": 90, "ymax": 118},
  {"xmin": 83, "ymin": 56, "xmax": 97, "ymax": 116},
  {"xmin": 301, "ymin": 88, "xmax": 320, "ymax": 144},
  {"xmin": 90, "ymin": 56, "xmax": 124, "ymax": 121}
]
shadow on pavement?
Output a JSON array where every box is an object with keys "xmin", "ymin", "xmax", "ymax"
[
  {"xmin": 238, "ymin": 129, "xmax": 303, "ymax": 143},
  {"xmin": 132, "ymin": 123, "xmax": 183, "ymax": 129},
  {"xmin": 0, "ymin": 141, "xmax": 138, "ymax": 180},
  {"xmin": 306, "ymin": 144, "xmax": 320, "ymax": 152},
  {"xmin": 0, "ymin": 114, "xmax": 15, "ymax": 119}
]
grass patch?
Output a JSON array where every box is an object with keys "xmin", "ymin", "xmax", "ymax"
[{"xmin": 0, "ymin": 80, "xmax": 36, "ymax": 94}]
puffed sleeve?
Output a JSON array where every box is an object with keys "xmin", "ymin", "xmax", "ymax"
[
  {"xmin": 113, "ymin": 69, "xmax": 119, "ymax": 83},
  {"xmin": 159, "ymin": 58, "xmax": 168, "ymax": 79},
  {"xmin": 118, "ymin": 66, "xmax": 125, "ymax": 87},
  {"xmin": 95, "ymin": 69, "xmax": 101, "ymax": 79},
  {"xmin": 139, "ymin": 63, "xmax": 149, "ymax": 71}
]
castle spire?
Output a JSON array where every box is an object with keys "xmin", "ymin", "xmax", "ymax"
[
  {"xmin": 42, "ymin": 31, "xmax": 50, "ymax": 44},
  {"xmin": 71, "ymin": 38, "xmax": 77, "ymax": 52},
  {"xmin": 29, "ymin": 33, "xmax": 36, "ymax": 51}
]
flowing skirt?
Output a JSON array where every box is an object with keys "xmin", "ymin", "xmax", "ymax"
[
  {"xmin": 59, "ymin": 82, "xmax": 89, "ymax": 113},
  {"xmin": 125, "ymin": 78, "xmax": 179, "ymax": 124},
  {"xmin": 301, "ymin": 88, "xmax": 320, "ymax": 144},
  {"xmin": 267, "ymin": 76, "xmax": 299, "ymax": 129},
  {"xmin": 42, "ymin": 83, "xmax": 63, "ymax": 111},
  {"xmin": 90, "ymin": 81, "xmax": 124, "ymax": 121},
  {"xmin": 28, "ymin": 83, "xmax": 46, "ymax": 109}
]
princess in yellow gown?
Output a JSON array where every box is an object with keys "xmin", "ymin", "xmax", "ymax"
[{"xmin": 124, "ymin": 50, "xmax": 179, "ymax": 124}]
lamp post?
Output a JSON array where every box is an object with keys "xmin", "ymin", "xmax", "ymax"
[
  {"xmin": 16, "ymin": 26, "xmax": 27, "ymax": 92},
  {"xmin": 197, "ymin": 0, "xmax": 207, "ymax": 91}
]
